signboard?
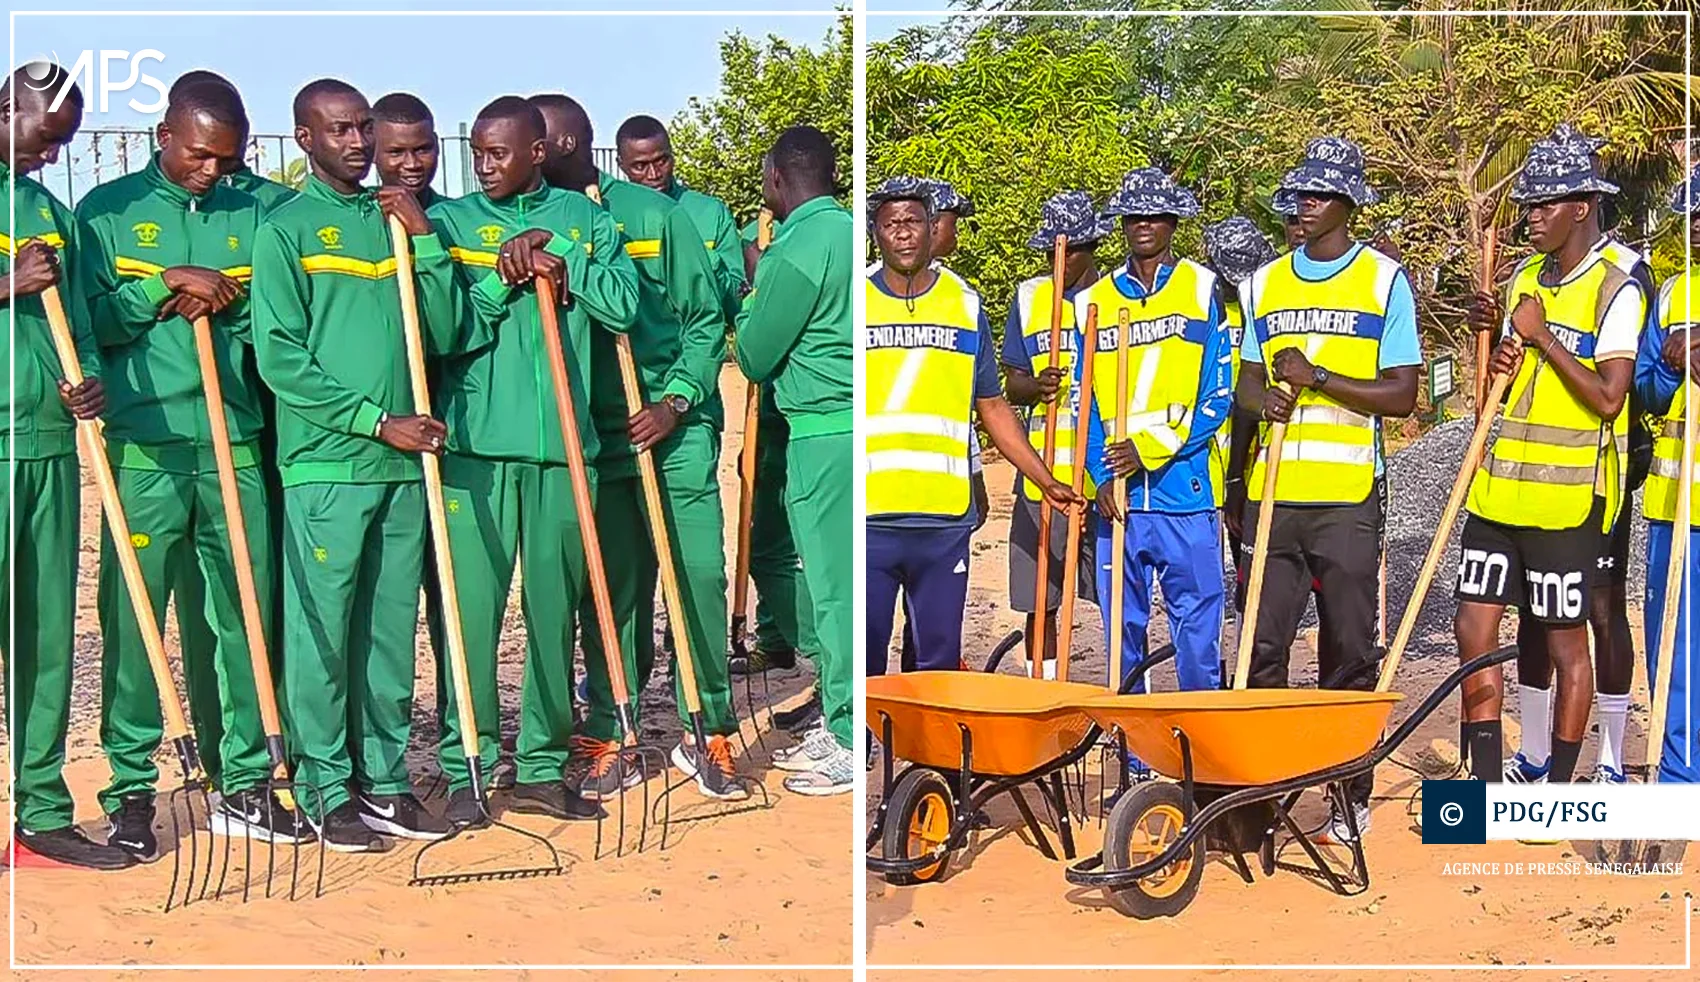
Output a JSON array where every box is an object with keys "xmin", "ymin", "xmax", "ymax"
[{"xmin": 1430, "ymin": 355, "xmax": 1456, "ymax": 405}]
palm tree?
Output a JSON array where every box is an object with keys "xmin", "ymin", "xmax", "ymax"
[{"xmin": 266, "ymin": 158, "xmax": 309, "ymax": 190}]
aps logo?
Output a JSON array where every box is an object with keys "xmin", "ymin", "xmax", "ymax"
[
  {"xmin": 23, "ymin": 51, "xmax": 167, "ymax": 114},
  {"xmin": 228, "ymin": 235, "xmax": 241, "ymax": 252},
  {"xmin": 475, "ymin": 225, "xmax": 505, "ymax": 247},
  {"xmin": 316, "ymin": 226, "xmax": 344, "ymax": 250},
  {"xmin": 132, "ymin": 221, "xmax": 162, "ymax": 248}
]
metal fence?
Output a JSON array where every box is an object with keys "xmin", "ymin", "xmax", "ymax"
[{"xmin": 48, "ymin": 127, "xmax": 620, "ymax": 204}]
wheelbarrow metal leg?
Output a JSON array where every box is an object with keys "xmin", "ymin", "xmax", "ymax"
[{"xmin": 1009, "ymin": 786, "xmax": 1058, "ymax": 861}]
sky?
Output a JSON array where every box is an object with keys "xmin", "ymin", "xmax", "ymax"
[{"xmin": 15, "ymin": 1, "xmax": 845, "ymax": 200}]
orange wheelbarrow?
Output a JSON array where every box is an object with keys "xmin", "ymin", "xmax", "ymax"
[
  {"xmin": 866, "ymin": 633, "xmax": 1170, "ymax": 885},
  {"xmin": 1064, "ymin": 644, "xmax": 1520, "ymax": 918}
]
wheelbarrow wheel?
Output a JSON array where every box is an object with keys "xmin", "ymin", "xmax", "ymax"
[
  {"xmin": 1102, "ymin": 781, "xmax": 1203, "ymax": 919},
  {"xmin": 881, "ymin": 767, "xmax": 955, "ymax": 886}
]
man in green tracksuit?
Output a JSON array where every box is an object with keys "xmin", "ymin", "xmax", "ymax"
[
  {"xmin": 77, "ymin": 81, "xmax": 304, "ymax": 858},
  {"xmin": 614, "ymin": 114, "xmax": 744, "ymax": 310},
  {"xmin": 251, "ymin": 79, "xmax": 466, "ymax": 852},
  {"xmin": 167, "ymin": 72, "xmax": 298, "ymax": 214},
  {"xmin": 735, "ymin": 126, "xmax": 852, "ymax": 796},
  {"xmin": 2, "ymin": 64, "xmax": 128, "ymax": 869},
  {"xmin": 426, "ymin": 97, "xmax": 638, "ymax": 824},
  {"xmin": 532, "ymin": 93, "xmax": 747, "ymax": 802}
]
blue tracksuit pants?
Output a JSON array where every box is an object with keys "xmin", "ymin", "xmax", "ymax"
[
  {"xmin": 867, "ymin": 524, "xmax": 971, "ymax": 676},
  {"xmin": 1097, "ymin": 509, "xmax": 1223, "ymax": 693},
  {"xmin": 1644, "ymin": 521, "xmax": 1699, "ymax": 783}
]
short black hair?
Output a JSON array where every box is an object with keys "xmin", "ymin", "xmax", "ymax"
[
  {"xmin": 292, "ymin": 78, "xmax": 363, "ymax": 127},
  {"xmin": 5, "ymin": 62, "xmax": 82, "ymax": 109},
  {"xmin": 475, "ymin": 95, "xmax": 546, "ymax": 143},
  {"xmin": 372, "ymin": 92, "xmax": 433, "ymax": 127},
  {"xmin": 615, "ymin": 114, "xmax": 668, "ymax": 147},
  {"xmin": 527, "ymin": 93, "xmax": 593, "ymax": 143},
  {"xmin": 166, "ymin": 79, "xmax": 248, "ymax": 134},
  {"xmin": 769, "ymin": 125, "xmax": 835, "ymax": 192},
  {"xmin": 168, "ymin": 69, "xmax": 234, "ymax": 102}
]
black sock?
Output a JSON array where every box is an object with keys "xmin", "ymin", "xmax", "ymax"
[
  {"xmin": 1549, "ymin": 738, "xmax": 1582, "ymax": 783},
  {"xmin": 1464, "ymin": 721, "xmax": 1503, "ymax": 782}
]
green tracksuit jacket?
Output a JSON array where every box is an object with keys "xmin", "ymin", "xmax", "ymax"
[
  {"xmin": 3, "ymin": 162, "xmax": 103, "ymax": 833},
  {"xmin": 77, "ymin": 157, "xmax": 277, "ymax": 802},
  {"xmin": 734, "ymin": 195, "xmax": 853, "ymax": 750},
  {"xmin": 661, "ymin": 177, "xmax": 744, "ymax": 318},
  {"xmin": 250, "ymin": 174, "xmax": 466, "ymax": 813},
  {"xmin": 426, "ymin": 181, "xmax": 640, "ymax": 787},
  {"xmin": 225, "ymin": 168, "xmax": 297, "ymax": 214},
  {"xmin": 579, "ymin": 172, "xmax": 737, "ymax": 742}
]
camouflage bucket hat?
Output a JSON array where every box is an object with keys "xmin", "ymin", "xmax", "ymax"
[
  {"xmin": 1510, "ymin": 123, "xmax": 1620, "ymax": 205},
  {"xmin": 1204, "ymin": 216, "xmax": 1278, "ymax": 286},
  {"xmin": 1278, "ymin": 136, "xmax": 1380, "ymax": 207},
  {"xmin": 1027, "ymin": 190, "xmax": 1115, "ymax": 249},
  {"xmin": 1672, "ymin": 165, "xmax": 1699, "ymax": 215},
  {"xmin": 923, "ymin": 178, "xmax": 975, "ymax": 218},
  {"xmin": 1102, "ymin": 166, "xmax": 1201, "ymax": 219},
  {"xmin": 866, "ymin": 175, "xmax": 936, "ymax": 229}
]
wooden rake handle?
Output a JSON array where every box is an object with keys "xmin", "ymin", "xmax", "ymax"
[
  {"xmin": 1646, "ymin": 379, "xmax": 1699, "ymax": 783},
  {"xmin": 730, "ymin": 209, "xmax": 773, "ymax": 634},
  {"xmin": 1231, "ymin": 383, "xmax": 1292, "ymax": 691},
  {"xmin": 1377, "ymin": 371, "xmax": 1513, "ymax": 692},
  {"xmin": 1475, "ymin": 225, "xmax": 1498, "ymax": 419},
  {"xmin": 190, "ymin": 316, "xmax": 287, "ymax": 762},
  {"xmin": 1106, "ymin": 306, "xmax": 1131, "ymax": 692},
  {"xmin": 1030, "ymin": 233, "xmax": 1070, "ymax": 675},
  {"xmin": 42, "ymin": 286, "xmax": 195, "ymax": 746},
  {"xmin": 1055, "ymin": 304, "xmax": 1098, "ymax": 682}
]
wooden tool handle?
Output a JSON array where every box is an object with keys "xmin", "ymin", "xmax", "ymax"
[
  {"xmin": 1232, "ymin": 383, "xmax": 1291, "ymax": 691},
  {"xmin": 534, "ymin": 276, "xmax": 633, "ymax": 711},
  {"xmin": 1030, "ymin": 234, "xmax": 1071, "ymax": 673},
  {"xmin": 390, "ymin": 215, "xmax": 480, "ymax": 761},
  {"xmin": 614, "ymin": 335, "xmax": 704, "ymax": 714},
  {"xmin": 1378, "ymin": 371, "xmax": 1512, "ymax": 692},
  {"xmin": 42, "ymin": 286, "xmax": 194, "ymax": 743},
  {"xmin": 1475, "ymin": 224, "xmax": 1498, "ymax": 419},
  {"xmin": 1646, "ymin": 380, "xmax": 1699, "ymax": 782},
  {"xmin": 1106, "ymin": 307, "xmax": 1131, "ymax": 692},
  {"xmin": 730, "ymin": 209, "xmax": 774, "ymax": 632},
  {"xmin": 191, "ymin": 316, "xmax": 286, "ymax": 752},
  {"xmin": 1056, "ymin": 305, "xmax": 1098, "ymax": 682}
]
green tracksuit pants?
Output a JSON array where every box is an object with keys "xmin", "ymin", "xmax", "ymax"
[
  {"xmin": 432, "ymin": 454, "xmax": 590, "ymax": 790},
  {"xmin": 281, "ymin": 482, "xmax": 423, "ymax": 815},
  {"xmin": 787, "ymin": 432, "xmax": 852, "ymax": 749},
  {"xmin": 5, "ymin": 454, "xmax": 81, "ymax": 833},
  {"xmin": 750, "ymin": 409, "xmax": 817, "ymax": 657},
  {"xmin": 582, "ymin": 423, "xmax": 735, "ymax": 741},
  {"xmin": 97, "ymin": 459, "xmax": 275, "ymax": 809}
]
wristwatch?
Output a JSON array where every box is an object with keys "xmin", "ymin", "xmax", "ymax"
[
  {"xmin": 664, "ymin": 394, "xmax": 691, "ymax": 416},
  {"xmin": 1311, "ymin": 366, "xmax": 1331, "ymax": 390}
]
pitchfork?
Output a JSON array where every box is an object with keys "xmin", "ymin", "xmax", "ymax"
[
  {"xmin": 388, "ymin": 216, "xmax": 563, "ymax": 887},
  {"xmin": 43, "ymin": 285, "xmax": 220, "ymax": 911}
]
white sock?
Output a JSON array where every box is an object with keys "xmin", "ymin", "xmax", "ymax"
[
  {"xmin": 1519, "ymin": 684, "xmax": 1552, "ymax": 765},
  {"xmin": 1595, "ymin": 692, "xmax": 1630, "ymax": 774},
  {"xmin": 1042, "ymin": 658, "xmax": 1058, "ymax": 681}
]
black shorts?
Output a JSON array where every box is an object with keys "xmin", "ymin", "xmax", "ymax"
[
  {"xmin": 1454, "ymin": 499, "xmax": 1607, "ymax": 626},
  {"xmin": 1600, "ymin": 503, "xmax": 1630, "ymax": 588},
  {"xmin": 1007, "ymin": 491, "xmax": 1098, "ymax": 612}
]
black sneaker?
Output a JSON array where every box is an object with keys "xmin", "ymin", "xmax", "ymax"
[
  {"xmin": 105, "ymin": 793, "xmax": 158, "ymax": 862},
  {"xmin": 509, "ymin": 781, "xmax": 604, "ymax": 821},
  {"xmin": 209, "ymin": 788, "xmax": 314, "ymax": 844},
  {"xmin": 309, "ymin": 800, "xmax": 386, "ymax": 853},
  {"xmin": 571, "ymin": 736, "xmax": 648, "ymax": 802},
  {"xmin": 15, "ymin": 824, "xmax": 137, "ymax": 871},
  {"xmin": 445, "ymin": 787, "xmax": 491, "ymax": 829},
  {"xmin": 671, "ymin": 736, "xmax": 751, "ymax": 801},
  {"xmin": 730, "ymin": 646, "xmax": 797, "ymax": 675},
  {"xmin": 774, "ymin": 689, "xmax": 822, "ymax": 735},
  {"xmin": 357, "ymin": 792, "xmax": 451, "ymax": 841}
]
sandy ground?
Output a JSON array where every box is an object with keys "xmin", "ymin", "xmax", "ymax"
[
  {"xmin": 1, "ymin": 365, "xmax": 852, "ymax": 973},
  {"xmin": 868, "ymin": 458, "xmax": 1697, "ymax": 977}
]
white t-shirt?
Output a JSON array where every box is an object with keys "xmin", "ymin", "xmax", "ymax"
[{"xmin": 1500, "ymin": 256, "xmax": 1643, "ymax": 362}]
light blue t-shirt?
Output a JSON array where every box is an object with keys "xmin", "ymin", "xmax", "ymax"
[{"xmin": 1238, "ymin": 243, "xmax": 1421, "ymax": 475}]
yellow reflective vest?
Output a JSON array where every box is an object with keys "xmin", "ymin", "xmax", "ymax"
[
  {"xmin": 1645, "ymin": 267, "xmax": 1700, "ymax": 525},
  {"xmin": 1467, "ymin": 253, "xmax": 1638, "ymax": 531},
  {"xmin": 1011, "ymin": 273, "xmax": 1095, "ymax": 502},
  {"xmin": 866, "ymin": 269, "xmax": 983, "ymax": 518},
  {"xmin": 1210, "ymin": 296, "xmax": 1247, "ymax": 507},
  {"xmin": 1246, "ymin": 247, "xmax": 1402, "ymax": 505}
]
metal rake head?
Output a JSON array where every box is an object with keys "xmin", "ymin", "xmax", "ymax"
[
  {"xmin": 591, "ymin": 741, "xmax": 673, "ymax": 860},
  {"xmin": 651, "ymin": 728, "xmax": 775, "ymax": 846},
  {"xmin": 162, "ymin": 779, "xmax": 222, "ymax": 913},
  {"xmin": 409, "ymin": 784, "xmax": 564, "ymax": 888}
]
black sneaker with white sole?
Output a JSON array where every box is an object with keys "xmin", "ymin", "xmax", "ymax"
[
  {"xmin": 773, "ymin": 689, "xmax": 821, "ymax": 734},
  {"xmin": 15, "ymin": 824, "xmax": 137, "ymax": 870},
  {"xmin": 509, "ymin": 780, "xmax": 604, "ymax": 821},
  {"xmin": 445, "ymin": 787, "xmax": 491, "ymax": 829},
  {"xmin": 105, "ymin": 793, "xmax": 158, "ymax": 862},
  {"xmin": 729, "ymin": 645, "xmax": 797, "ymax": 675},
  {"xmin": 670, "ymin": 736, "xmax": 751, "ymax": 801},
  {"xmin": 357, "ymin": 792, "xmax": 451, "ymax": 841},
  {"xmin": 308, "ymin": 800, "xmax": 386, "ymax": 853},
  {"xmin": 209, "ymin": 788, "xmax": 314, "ymax": 844}
]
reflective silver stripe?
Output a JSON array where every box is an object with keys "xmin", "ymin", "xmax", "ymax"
[
  {"xmin": 1661, "ymin": 419, "xmax": 1689, "ymax": 440},
  {"xmin": 1497, "ymin": 419, "xmax": 1601, "ymax": 449},
  {"xmin": 1293, "ymin": 403, "xmax": 1371, "ymax": 428},
  {"xmin": 866, "ymin": 450, "xmax": 971, "ymax": 479},
  {"xmin": 1483, "ymin": 453, "xmax": 1596, "ymax": 486},
  {"xmin": 1028, "ymin": 407, "xmax": 1076, "ymax": 433},
  {"xmin": 1650, "ymin": 456, "xmax": 1700, "ymax": 480},
  {"xmin": 866, "ymin": 413, "xmax": 972, "ymax": 443},
  {"xmin": 1284, "ymin": 440, "xmax": 1373, "ymax": 465}
]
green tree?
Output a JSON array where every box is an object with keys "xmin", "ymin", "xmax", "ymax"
[
  {"xmin": 266, "ymin": 157, "xmax": 307, "ymax": 190},
  {"xmin": 669, "ymin": 17, "xmax": 853, "ymax": 225}
]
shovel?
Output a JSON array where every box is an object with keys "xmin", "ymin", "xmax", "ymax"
[
  {"xmin": 1030, "ymin": 234, "xmax": 1070, "ymax": 678},
  {"xmin": 612, "ymin": 334, "xmax": 771, "ymax": 830},
  {"xmin": 388, "ymin": 216, "xmax": 563, "ymax": 887},
  {"xmin": 1231, "ymin": 381, "xmax": 1293, "ymax": 691},
  {"xmin": 535, "ymin": 273, "xmax": 670, "ymax": 858},
  {"xmin": 190, "ymin": 314, "xmax": 320, "ymax": 901},
  {"xmin": 42, "ymin": 285, "xmax": 219, "ymax": 911},
  {"xmin": 1054, "ymin": 304, "xmax": 1098, "ymax": 683}
]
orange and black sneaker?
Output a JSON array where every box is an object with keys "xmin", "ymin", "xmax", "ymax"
[
  {"xmin": 671, "ymin": 735, "xmax": 750, "ymax": 802},
  {"xmin": 571, "ymin": 735, "xmax": 647, "ymax": 802}
]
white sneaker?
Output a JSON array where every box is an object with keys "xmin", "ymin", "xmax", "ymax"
[
  {"xmin": 772, "ymin": 723, "xmax": 837, "ymax": 773},
  {"xmin": 783, "ymin": 740, "xmax": 854, "ymax": 796},
  {"xmin": 1314, "ymin": 802, "xmax": 1371, "ymax": 846}
]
